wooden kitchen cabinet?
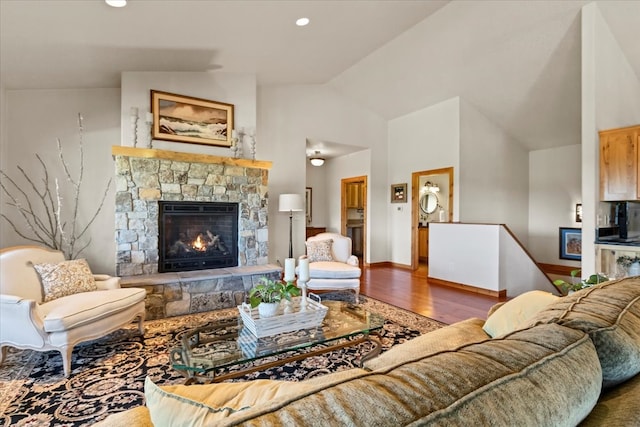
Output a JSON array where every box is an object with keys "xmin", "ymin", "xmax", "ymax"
[
  {"xmin": 419, "ymin": 227, "xmax": 429, "ymax": 261},
  {"xmin": 600, "ymin": 125, "xmax": 640, "ymax": 201},
  {"xmin": 346, "ymin": 183, "xmax": 364, "ymax": 209}
]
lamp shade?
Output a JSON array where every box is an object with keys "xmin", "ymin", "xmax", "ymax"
[{"xmin": 279, "ymin": 194, "xmax": 304, "ymax": 212}]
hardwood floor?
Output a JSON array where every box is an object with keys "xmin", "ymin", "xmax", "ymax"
[{"xmin": 360, "ymin": 263, "xmax": 506, "ymax": 325}]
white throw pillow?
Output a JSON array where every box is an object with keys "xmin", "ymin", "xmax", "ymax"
[
  {"xmin": 482, "ymin": 290, "xmax": 560, "ymax": 338},
  {"xmin": 33, "ymin": 258, "xmax": 97, "ymax": 302}
]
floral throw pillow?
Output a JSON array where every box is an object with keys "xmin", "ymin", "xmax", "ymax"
[
  {"xmin": 33, "ymin": 258, "xmax": 97, "ymax": 302},
  {"xmin": 306, "ymin": 239, "xmax": 334, "ymax": 263}
]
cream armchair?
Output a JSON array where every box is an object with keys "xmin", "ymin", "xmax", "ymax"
[
  {"xmin": 301, "ymin": 232, "xmax": 361, "ymax": 303},
  {"xmin": 0, "ymin": 245, "xmax": 146, "ymax": 377}
]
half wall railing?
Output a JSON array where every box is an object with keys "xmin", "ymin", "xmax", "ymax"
[{"xmin": 428, "ymin": 223, "xmax": 559, "ymax": 298}]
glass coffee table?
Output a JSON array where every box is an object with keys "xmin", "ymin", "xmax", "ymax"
[{"xmin": 170, "ymin": 300, "xmax": 385, "ymax": 384}]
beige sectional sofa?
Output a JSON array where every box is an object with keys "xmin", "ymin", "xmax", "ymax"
[{"xmin": 98, "ymin": 277, "xmax": 640, "ymax": 426}]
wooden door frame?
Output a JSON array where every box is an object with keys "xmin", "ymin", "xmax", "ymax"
[
  {"xmin": 341, "ymin": 176, "xmax": 368, "ymax": 265},
  {"xmin": 411, "ymin": 167, "xmax": 454, "ymax": 270}
]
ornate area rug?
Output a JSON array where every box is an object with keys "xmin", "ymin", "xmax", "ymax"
[{"xmin": 0, "ymin": 296, "xmax": 445, "ymax": 426}]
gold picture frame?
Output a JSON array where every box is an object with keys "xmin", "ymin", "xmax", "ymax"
[
  {"xmin": 391, "ymin": 183, "xmax": 408, "ymax": 203},
  {"xmin": 151, "ymin": 90, "xmax": 234, "ymax": 147}
]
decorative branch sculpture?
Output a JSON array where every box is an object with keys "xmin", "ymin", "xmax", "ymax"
[{"xmin": 0, "ymin": 114, "xmax": 112, "ymax": 259}]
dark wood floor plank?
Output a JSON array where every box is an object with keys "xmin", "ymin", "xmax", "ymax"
[{"xmin": 360, "ymin": 264, "xmax": 504, "ymax": 324}]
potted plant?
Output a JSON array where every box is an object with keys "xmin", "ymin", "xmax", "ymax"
[
  {"xmin": 617, "ymin": 255, "xmax": 640, "ymax": 276},
  {"xmin": 248, "ymin": 277, "xmax": 300, "ymax": 317},
  {"xmin": 553, "ymin": 269, "xmax": 608, "ymax": 295}
]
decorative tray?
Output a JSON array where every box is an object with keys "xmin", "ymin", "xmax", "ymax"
[{"xmin": 238, "ymin": 294, "xmax": 328, "ymax": 338}]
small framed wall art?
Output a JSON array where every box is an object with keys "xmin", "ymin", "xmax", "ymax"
[
  {"xmin": 391, "ymin": 183, "xmax": 408, "ymax": 203},
  {"xmin": 305, "ymin": 187, "xmax": 312, "ymax": 223},
  {"xmin": 151, "ymin": 90, "xmax": 234, "ymax": 147},
  {"xmin": 559, "ymin": 227, "xmax": 582, "ymax": 261}
]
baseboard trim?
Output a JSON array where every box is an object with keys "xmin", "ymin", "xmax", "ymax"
[
  {"xmin": 368, "ymin": 261, "xmax": 413, "ymax": 270},
  {"xmin": 427, "ymin": 277, "xmax": 507, "ymax": 298}
]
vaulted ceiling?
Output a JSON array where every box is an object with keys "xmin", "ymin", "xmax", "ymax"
[{"xmin": 1, "ymin": 0, "xmax": 638, "ymax": 153}]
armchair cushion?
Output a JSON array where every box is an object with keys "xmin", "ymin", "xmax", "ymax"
[
  {"xmin": 33, "ymin": 258, "xmax": 97, "ymax": 302},
  {"xmin": 39, "ymin": 287, "xmax": 147, "ymax": 332},
  {"xmin": 305, "ymin": 239, "xmax": 334, "ymax": 262},
  {"xmin": 309, "ymin": 261, "xmax": 361, "ymax": 279}
]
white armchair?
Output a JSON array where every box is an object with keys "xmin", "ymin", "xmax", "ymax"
[
  {"xmin": 301, "ymin": 232, "xmax": 361, "ymax": 303},
  {"xmin": 0, "ymin": 245, "xmax": 146, "ymax": 377}
]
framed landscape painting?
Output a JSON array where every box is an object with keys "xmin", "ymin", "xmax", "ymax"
[
  {"xmin": 559, "ymin": 227, "xmax": 582, "ymax": 260},
  {"xmin": 151, "ymin": 90, "xmax": 234, "ymax": 147}
]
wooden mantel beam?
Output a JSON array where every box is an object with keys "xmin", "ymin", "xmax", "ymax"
[{"xmin": 111, "ymin": 146, "xmax": 272, "ymax": 170}]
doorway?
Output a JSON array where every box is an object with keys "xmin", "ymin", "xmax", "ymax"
[
  {"xmin": 341, "ymin": 176, "xmax": 367, "ymax": 265},
  {"xmin": 411, "ymin": 167, "xmax": 454, "ymax": 271}
]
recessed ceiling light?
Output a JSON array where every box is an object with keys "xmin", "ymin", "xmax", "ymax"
[
  {"xmin": 106, "ymin": 0, "xmax": 127, "ymax": 7},
  {"xmin": 296, "ymin": 17, "xmax": 310, "ymax": 27}
]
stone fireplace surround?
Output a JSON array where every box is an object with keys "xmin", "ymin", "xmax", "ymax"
[{"xmin": 112, "ymin": 146, "xmax": 280, "ymax": 319}]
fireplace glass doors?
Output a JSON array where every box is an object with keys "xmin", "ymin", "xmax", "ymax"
[{"xmin": 158, "ymin": 201, "xmax": 238, "ymax": 272}]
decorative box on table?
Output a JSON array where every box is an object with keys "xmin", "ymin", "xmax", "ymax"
[{"xmin": 238, "ymin": 294, "xmax": 328, "ymax": 338}]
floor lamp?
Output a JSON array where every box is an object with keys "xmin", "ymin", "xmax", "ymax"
[{"xmin": 279, "ymin": 193, "xmax": 304, "ymax": 258}]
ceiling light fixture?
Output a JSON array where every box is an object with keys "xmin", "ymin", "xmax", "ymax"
[
  {"xmin": 310, "ymin": 151, "xmax": 325, "ymax": 167},
  {"xmin": 106, "ymin": 0, "xmax": 127, "ymax": 7},
  {"xmin": 296, "ymin": 17, "xmax": 310, "ymax": 27}
]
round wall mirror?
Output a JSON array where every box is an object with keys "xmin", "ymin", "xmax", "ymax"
[{"xmin": 419, "ymin": 192, "xmax": 439, "ymax": 214}]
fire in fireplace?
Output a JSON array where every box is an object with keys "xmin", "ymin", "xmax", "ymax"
[{"xmin": 158, "ymin": 201, "xmax": 238, "ymax": 272}]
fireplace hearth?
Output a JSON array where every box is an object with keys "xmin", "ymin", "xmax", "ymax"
[{"xmin": 158, "ymin": 201, "xmax": 238, "ymax": 272}]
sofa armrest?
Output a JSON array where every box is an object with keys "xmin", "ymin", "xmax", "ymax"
[
  {"xmin": 0, "ymin": 294, "xmax": 47, "ymax": 347},
  {"xmin": 94, "ymin": 275, "xmax": 121, "ymax": 290},
  {"xmin": 347, "ymin": 256, "xmax": 359, "ymax": 267}
]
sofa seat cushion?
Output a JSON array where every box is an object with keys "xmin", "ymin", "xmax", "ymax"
[
  {"xmin": 39, "ymin": 287, "xmax": 146, "ymax": 332},
  {"xmin": 364, "ymin": 318, "xmax": 489, "ymax": 371},
  {"xmin": 220, "ymin": 324, "xmax": 602, "ymax": 426},
  {"xmin": 308, "ymin": 261, "xmax": 361, "ymax": 279},
  {"xmin": 526, "ymin": 277, "xmax": 640, "ymax": 388},
  {"xmin": 580, "ymin": 373, "xmax": 640, "ymax": 426}
]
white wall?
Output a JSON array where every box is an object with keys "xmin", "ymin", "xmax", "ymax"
[
  {"xmin": 459, "ymin": 99, "xmax": 530, "ymax": 241},
  {"xmin": 581, "ymin": 3, "xmax": 640, "ymax": 276},
  {"xmin": 1, "ymin": 88, "xmax": 120, "ymax": 274},
  {"xmin": 429, "ymin": 223, "xmax": 500, "ymax": 290},
  {"xmin": 121, "ymin": 72, "xmax": 257, "ymax": 155},
  {"xmin": 529, "ymin": 144, "xmax": 582, "ymax": 266},
  {"xmin": 305, "ymin": 162, "xmax": 327, "ymax": 228},
  {"xmin": 258, "ymin": 84, "xmax": 387, "ymax": 264},
  {"xmin": 387, "ymin": 97, "xmax": 460, "ymax": 266}
]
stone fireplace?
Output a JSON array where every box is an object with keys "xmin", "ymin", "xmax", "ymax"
[
  {"xmin": 112, "ymin": 146, "xmax": 279, "ymax": 319},
  {"xmin": 158, "ymin": 201, "xmax": 238, "ymax": 272}
]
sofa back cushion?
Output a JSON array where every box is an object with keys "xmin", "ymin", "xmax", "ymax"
[
  {"xmin": 220, "ymin": 324, "xmax": 602, "ymax": 426},
  {"xmin": 526, "ymin": 277, "xmax": 640, "ymax": 388}
]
